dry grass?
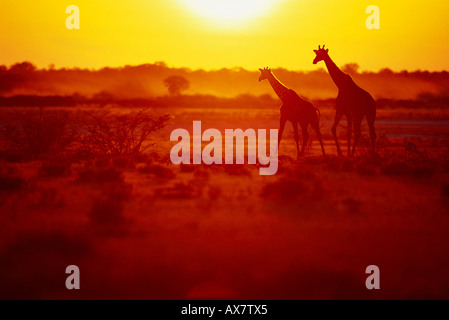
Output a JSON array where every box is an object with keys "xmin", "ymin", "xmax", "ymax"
[{"xmin": 1, "ymin": 105, "xmax": 449, "ymax": 299}]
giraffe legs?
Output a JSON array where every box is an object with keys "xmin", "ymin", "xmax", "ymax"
[
  {"xmin": 351, "ymin": 118, "xmax": 362, "ymax": 156},
  {"xmin": 300, "ymin": 124, "xmax": 309, "ymax": 157},
  {"xmin": 332, "ymin": 112, "xmax": 343, "ymax": 156},
  {"xmin": 278, "ymin": 116, "xmax": 287, "ymax": 148},
  {"xmin": 316, "ymin": 129, "xmax": 326, "ymax": 156},
  {"xmin": 369, "ymin": 123, "xmax": 377, "ymax": 154},
  {"xmin": 346, "ymin": 116, "xmax": 353, "ymax": 157},
  {"xmin": 311, "ymin": 115, "xmax": 326, "ymax": 155},
  {"xmin": 293, "ymin": 122, "xmax": 300, "ymax": 159},
  {"xmin": 367, "ymin": 109, "xmax": 377, "ymax": 154}
]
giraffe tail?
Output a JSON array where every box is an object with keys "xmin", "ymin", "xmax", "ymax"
[{"xmin": 315, "ymin": 107, "xmax": 321, "ymax": 123}]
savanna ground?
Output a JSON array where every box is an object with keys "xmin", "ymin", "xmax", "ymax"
[{"xmin": 1, "ymin": 104, "xmax": 449, "ymax": 299}]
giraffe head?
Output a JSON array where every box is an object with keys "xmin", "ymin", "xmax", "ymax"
[
  {"xmin": 313, "ymin": 45, "xmax": 329, "ymax": 65},
  {"xmin": 258, "ymin": 67, "xmax": 272, "ymax": 82}
]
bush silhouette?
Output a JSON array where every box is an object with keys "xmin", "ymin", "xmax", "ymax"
[
  {"xmin": 2, "ymin": 107, "xmax": 74, "ymax": 160},
  {"xmin": 77, "ymin": 110, "xmax": 171, "ymax": 160}
]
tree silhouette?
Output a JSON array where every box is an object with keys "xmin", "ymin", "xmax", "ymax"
[
  {"xmin": 342, "ymin": 63, "xmax": 360, "ymax": 75},
  {"xmin": 164, "ymin": 75, "xmax": 189, "ymax": 96}
]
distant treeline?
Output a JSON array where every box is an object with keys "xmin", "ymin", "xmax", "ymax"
[
  {"xmin": 1, "ymin": 93, "xmax": 448, "ymax": 110},
  {"xmin": 1, "ymin": 61, "xmax": 449, "ymax": 101}
]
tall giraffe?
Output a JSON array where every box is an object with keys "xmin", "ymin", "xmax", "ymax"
[
  {"xmin": 258, "ymin": 67, "xmax": 325, "ymax": 158},
  {"xmin": 313, "ymin": 45, "xmax": 376, "ymax": 156}
]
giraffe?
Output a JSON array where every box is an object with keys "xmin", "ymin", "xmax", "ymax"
[
  {"xmin": 313, "ymin": 45, "xmax": 376, "ymax": 156},
  {"xmin": 258, "ymin": 67, "xmax": 325, "ymax": 158}
]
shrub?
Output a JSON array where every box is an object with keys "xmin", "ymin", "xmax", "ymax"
[
  {"xmin": 1, "ymin": 107, "xmax": 74, "ymax": 161},
  {"xmin": 180, "ymin": 163, "xmax": 196, "ymax": 173},
  {"xmin": 355, "ymin": 157, "xmax": 381, "ymax": 175},
  {"xmin": 441, "ymin": 183, "xmax": 449, "ymax": 198},
  {"xmin": 208, "ymin": 185, "xmax": 222, "ymax": 200},
  {"xmin": 89, "ymin": 197, "xmax": 125, "ymax": 226},
  {"xmin": 0, "ymin": 174, "xmax": 26, "ymax": 191},
  {"xmin": 193, "ymin": 167, "xmax": 209, "ymax": 180},
  {"xmin": 112, "ymin": 156, "xmax": 133, "ymax": 169},
  {"xmin": 154, "ymin": 182, "xmax": 198, "ymax": 199},
  {"xmin": 381, "ymin": 159, "xmax": 435, "ymax": 178},
  {"xmin": 77, "ymin": 167, "xmax": 124, "ymax": 184},
  {"xmin": 326, "ymin": 156, "xmax": 354, "ymax": 172},
  {"xmin": 223, "ymin": 164, "xmax": 251, "ymax": 176},
  {"xmin": 138, "ymin": 163, "xmax": 175, "ymax": 179},
  {"xmin": 260, "ymin": 178, "xmax": 308, "ymax": 201},
  {"xmin": 39, "ymin": 161, "xmax": 71, "ymax": 178},
  {"xmin": 381, "ymin": 160, "xmax": 409, "ymax": 176},
  {"xmin": 77, "ymin": 109, "xmax": 171, "ymax": 160}
]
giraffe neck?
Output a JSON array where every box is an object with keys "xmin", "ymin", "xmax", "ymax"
[
  {"xmin": 323, "ymin": 56, "xmax": 348, "ymax": 90},
  {"xmin": 267, "ymin": 73, "xmax": 290, "ymax": 101}
]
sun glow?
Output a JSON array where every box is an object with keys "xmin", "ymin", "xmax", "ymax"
[{"xmin": 181, "ymin": 0, "xmax": 279, "ymax": 24}]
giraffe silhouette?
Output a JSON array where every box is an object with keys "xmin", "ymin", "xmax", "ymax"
[
  {"xmin": 258, "ymin": 67, "xmax": 325, "ymax": 158},
  {"xmin": 313, "ymin": 45, "xmax": 376, "ymax": 156}
]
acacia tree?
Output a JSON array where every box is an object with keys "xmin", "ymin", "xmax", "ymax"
[
  {"xmin": 77, "ymin": 110, "xmax": 172, "ymax": 159},
  {"xmin": 163, "ymin": 75, "xmax": 189, "ymax": 96}
]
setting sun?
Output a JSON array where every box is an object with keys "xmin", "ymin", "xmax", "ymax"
[
  {"xmin": 180, "ymin": 0, "xmax": 279, "ymax": 24},
  {"xmin": 0, "ymin": 1, "xmax": 448, "ymax": 71}
]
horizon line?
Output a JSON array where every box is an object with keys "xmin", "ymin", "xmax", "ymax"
[{"xmin": 1, "ymin": 61, "xmax": 448, "ymax": 74}]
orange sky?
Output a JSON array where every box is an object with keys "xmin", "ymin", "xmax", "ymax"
[{"xmin": 1, "ymin": 0, "xmax": 448, "ymax": 71}]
